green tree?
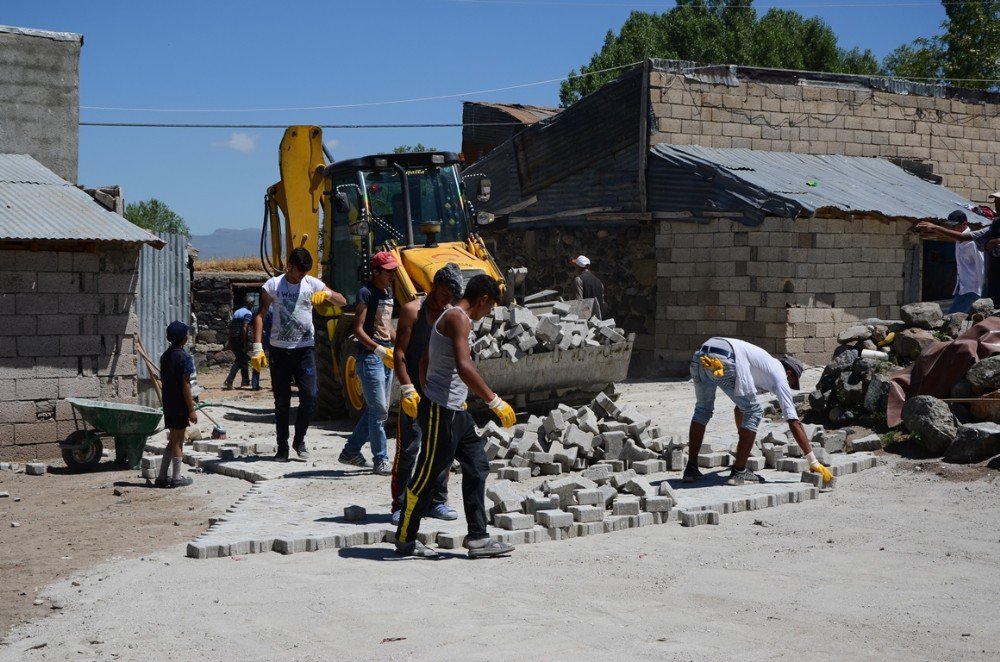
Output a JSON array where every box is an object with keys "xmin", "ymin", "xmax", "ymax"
[
  {"xmin": 884, "ymin": 1, "xmax": 1000, "ymax": 89},
  {"xmin": 559, "ymin": 1, "xmax": 882, "ymax": 106},
  {"xmin": 393, "ymin": 144, "xmax": 437, "ymax": 153},
  {"xmin": 124, "ymin": 198, "xmax": 190, "ymax": 237}
]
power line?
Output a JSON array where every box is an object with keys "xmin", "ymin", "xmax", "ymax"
[
  {"xmin": 79, "ymin": 62, "xmax": 639, "ymax": 114},
  {"xmin": 444, "ymin": 0, "xmax": 981, "ymax": 7},
  {"xmin": 79, "ymin": 121, "xmax": 525, "ymax": 129}
]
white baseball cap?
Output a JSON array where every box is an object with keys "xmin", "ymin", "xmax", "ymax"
[
  {"xmin": 989, "ymin": 191, "xmax": 1000, "ymax": 200},
  {"xmin": 571, "ymin": 255, "xmax": 590, "ymax": 268}
]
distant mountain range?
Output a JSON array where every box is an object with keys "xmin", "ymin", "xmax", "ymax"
[{"xmin": 190, "ymin": 227, "xmax": 260, "ymax": 259}]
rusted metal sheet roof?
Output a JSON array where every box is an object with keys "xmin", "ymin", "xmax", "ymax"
[
  {"xmin": 467, "ymin": 102, "xmax": 561, "ymax": 125},
  {"xmin": 0, "ymin": 154, "xmax": 163, "ymax": 246},
  {"xmin": 648, "ymin": 143, "xmax": 993, "ymax": 224}
]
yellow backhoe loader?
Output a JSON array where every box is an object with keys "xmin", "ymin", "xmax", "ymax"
[{"xmin": 261, "ymin": 125, "xmax": 631, "ymax": 419}]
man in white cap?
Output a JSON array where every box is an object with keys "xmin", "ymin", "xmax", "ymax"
[{"xmin": 569, "ymin": 255, "xmax": 605, "ymax": 320}]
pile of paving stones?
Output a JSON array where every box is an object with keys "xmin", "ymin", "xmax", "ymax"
[
  {"xmin": 471, "ymin": 302, "xmax": 629, "ymax": 361},
  {"xmin": 810, "ymin": 299, "xmax": 993, "ymax": 425},
  {"xmin": 478, "ymin": 388, "xmax": 682, "ymax": 483}
]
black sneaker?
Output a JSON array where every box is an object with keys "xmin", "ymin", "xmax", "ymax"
[
  {"xmin": 222, "ymin": 382, "xmax": 233, "ymax": 390},
  {"xmin": 682, "ymin": 465, "xmax": 703, "ymax": 483},
  {"xmin": 273, "ymin": 447, "xmax": 290, "ymax": 462},
  {"xmin": 170, "ymin": 475, "xmax": 194, "ymax": 488},
  {"xmin": 338, "ymin": 450, "xmax": 372, "ymax": 469},
  {"xmin": 727, "ymin": 467, "xmax": 766, "ymax": 486},
  {"xmin": 153, "ymin": 477, "xmax": 170, "ymax": 489},
  {"xmin": 293, "ymin": 442, "xmax": 310, "ymax": 460}
]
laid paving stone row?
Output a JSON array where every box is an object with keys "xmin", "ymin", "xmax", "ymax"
[{"xmin": 185, "ymin": 453, "xmax": 878, "ymax": 558}]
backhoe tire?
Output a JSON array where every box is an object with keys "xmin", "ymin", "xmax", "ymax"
[
  {"xmin": 313, "ymin": 314, "xmax": 347, "ymax": 421},
  {"xmin": 341, "ymin": 338, "xmax": 366, "ymax": 423},
  {"xmin": 61, "ymin": 430, "xmax": 103, "ymax": 472}
]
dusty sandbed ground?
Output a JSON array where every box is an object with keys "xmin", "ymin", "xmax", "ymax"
[{"xmin": 1, "ymin": 369, "xmax": 999, "ymax": 660}]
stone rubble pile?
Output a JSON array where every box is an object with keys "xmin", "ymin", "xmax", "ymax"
[
  {"xmin": 810, "ymin": 300, "xmax": 992, "ymax": 426},
  {"xmin": 471, "ymin": 302, "xmax": 629, "ymax": 362}
]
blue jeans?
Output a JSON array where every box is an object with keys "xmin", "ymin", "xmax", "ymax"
[
  {"xmin": 270, "ymin": 346, "xmax": 318, "ymax": 449},
  {"xmin": 344, "ymin": 351, "xmax": 393, "ymax": 462},
  {"xmin": 690, "ymin": 350, "xmax": 763, "ymax": 433},
  {"xmin": 949, "ymin": 291, "xmax": 980, "ymax": 314}
]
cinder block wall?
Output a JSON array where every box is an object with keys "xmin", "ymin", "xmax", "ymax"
[
  {"xmin": 655, "ymin": 215, "xmax": 913, "ymax": 372},
  {"xmin": 0, "ymin": 245, "xmax": 140, "ymax": 460},
  {"xmin": 648, "ymin": 68, "xmax": 1000, "ymax": 202}
]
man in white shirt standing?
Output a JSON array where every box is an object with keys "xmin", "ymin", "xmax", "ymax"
[
  {"xmin": 252, "ymin": 248, "xmax": 346, "ymax": 462},
  {"xmin": 943, "ymin": 209, "xmax": 984, "ymax": 314},
  {"xmin": 683, "ymin": 337, "xmax": 834, "ymax": 487}
]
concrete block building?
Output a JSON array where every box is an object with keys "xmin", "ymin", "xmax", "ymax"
[
  {"xmin": 0, "ymin": 155, "xmax": 162, "ymax": 460},
  {"xmin": 465, "ymin": 60, "xmax": 1000, "ymax": 374}
]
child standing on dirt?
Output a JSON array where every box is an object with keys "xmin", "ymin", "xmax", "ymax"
[{"xmin": 156, "ymin": 321, "xmax": 198, "ymax": 488}]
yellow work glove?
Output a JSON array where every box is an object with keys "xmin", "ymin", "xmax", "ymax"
[
  {"xmin": 700, "ymin": 354, "xmax": 725, "ymax": 377},
  {"xmin": 810, "ymin": 462, "xmax": 834, "ymax": 488},
  {"xmin": 400, "ymin": 384, "xmax": 420, "ymax": 418},
  {"xmin": 373, "ymin": 345, "xmax": 395, "ymax": 370},
  {"xmin": 487, "ymin": 394, "xmax": 516, "ymax": 428},
  {"xmin": 249, "ymin": 343, "xmax": 268, "ymax": 372},
  {"xmin": 310, "ymin": 290, "xmax": 329, "ymax": 306}
]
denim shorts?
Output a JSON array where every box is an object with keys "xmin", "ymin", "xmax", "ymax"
[{"xmin": 690, "ymin": 349, "xmax": 763, "ymax": 432}]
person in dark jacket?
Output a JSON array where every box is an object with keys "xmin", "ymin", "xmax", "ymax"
[{"xmin": 569, "ymin": 255, "xmax": 605, "ymax": 320}]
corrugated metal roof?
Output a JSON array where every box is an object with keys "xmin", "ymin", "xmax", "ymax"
[
  {"xmin": 137, "ymin": 232, "xmax": 191, "ymax": 384},
  {"xmin": 0, "ymin": 154, "xmax": 163, "ymax": 246},
  {"xmin": 649, "ymin": 144, "xmax": 993, "ymax": 224},
  {"xmin": 466, "ymin": 101, "xmax": 561, "ymax": 124}
]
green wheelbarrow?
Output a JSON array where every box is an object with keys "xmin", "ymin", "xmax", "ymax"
[{"xmin": 60, "ymin": 398, "xmax": 213, "ymax": 472}]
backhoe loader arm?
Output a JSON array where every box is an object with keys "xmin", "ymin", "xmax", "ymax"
[{"xmin": 262, "ymin": 125, "xmax": 327, "ymax": 277}]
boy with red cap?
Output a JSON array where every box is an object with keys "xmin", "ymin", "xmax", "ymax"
[{"xmin": 340, "ymin": 251, "xmax": 399, "ymax": 474}]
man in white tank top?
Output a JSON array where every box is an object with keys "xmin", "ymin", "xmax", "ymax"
[{"xmin": 395, "ymin": 275, "xmax": 517, "ymax": 559}]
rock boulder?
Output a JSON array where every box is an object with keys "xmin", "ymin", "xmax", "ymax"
[
  {"xmin": 901, "ymin": 395, "xmax": 957, "ymax": 456},
  {"xmin": 900, "ymin": 302, "xmax": 944, "ymax": 330},
  {"xmin": 944, "ymin": 422, "xmax": 1000, "ymax": 463}
]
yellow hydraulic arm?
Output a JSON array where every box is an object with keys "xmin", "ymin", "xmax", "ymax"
[{"xmin": 264, "ymin": 125, "xmax": 326, "ymax": 277}]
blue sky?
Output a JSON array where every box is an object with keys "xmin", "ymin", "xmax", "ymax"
[{"xmin": 5, "ymin": 0, "xmax": 947, "ymax": 236}]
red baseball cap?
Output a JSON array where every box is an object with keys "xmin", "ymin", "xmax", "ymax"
[{"xmin": 372, "ymin": 251, "xmax": 399, "ymax": 270}]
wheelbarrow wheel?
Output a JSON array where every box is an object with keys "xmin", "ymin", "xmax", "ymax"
[{"xmin": 61, "ymin": 430, "xmax": 103, "ymax": 471}]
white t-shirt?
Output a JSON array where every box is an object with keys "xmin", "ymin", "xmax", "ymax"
[
  {"xmin": 955, "ymin": 229, "xmax": 985, "ymax": 296},
  {"xmin": 711, "ymin": 337, "xmax": 798, "ymax": 421},
  {"xmin": 263, "ymin": 274, "xmax": 326, "ymax": 349}
]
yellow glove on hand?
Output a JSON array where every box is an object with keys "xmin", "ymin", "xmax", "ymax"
[
  {"xmin": 400, "ymin": 384, "xmax": 420, "ymax": 418},
  {"xmin": 249, "ymin": 343, "xmax": 268, "ymax": 372},
  {"xmin": 310, "ymin": 290, "xmax": 328, "ymax": 306},
  {"xmin": 487, "ymin": 394, "xmax": 516, "ymax": 428},
  {"xmin": 374, "ymin": 345, "xmax": 394, "ymax": 369},
  {"xmin": 700, "ymin": 354, "xmax": 725, "ymax": 377},
  {"xmin": 810, "ymin": 462, "xmax": 834, "ymax": 488}
]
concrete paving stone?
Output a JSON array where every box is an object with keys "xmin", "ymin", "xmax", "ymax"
[
  {"xmin": 746, "ymin": 456, "xmax": 766, "ymax": 471},
  {"xmin": 536, "ymin": 509, "xmax": 574, "ymax": 528},
  {"xmin": 642, "ymin": 496, "xmax": 673, "ymax": 512},
  {"xmin": 668, "ymin": 448, "xmax": 685, "ymax": 470},
  {"xmin": 680, "ymin": 510, "xmax": 720, "ymax": 527},
  {"xmin": 800, "ymin": 471, "xmax": 823, "ymax": 488},
  {"xmin": 622, "ymin": 477, "xmax": 657, "ymax": 498},
  {"xmin": 656, "ymin": 481, "xmax": 678, "ymax": 499},
  {"xmin": 25, "ymin": 462, "xmax": 46, "ymax": 476},
  {"xmin": 567, "ymin": 505, "xmax": 605, "ymax": 523},
  {"xmin": 436, "ymin": 532, "xmax": 465, "ymax": 549},
  {"xmin": 488, "ymin": 460, "xmax": 508, "ymax": 471},
  {"xmin": 523, "ymin": 493, "xmax": 559, "ymax": 514},
  {"xmin": 581, "ymin": 464, "xmax": 612, "ymax": 483},
  {"xmin": 344, "ymin": 505, "xmax": 367, "ymax": 521},
  {"xmin": 543, "ymin": 476, "xmax": 598, "ymax": 507},
  {"xmin": 697, "ymin": 452, "xmax": 730, "ymax": 468},
  {"xmin": 494, "ymin": 512, "xmax": 534, "ymax": 531},
  {"xmin": 763, "ymin": 446, "xmax": 785, "ymax": 469},
  {"xmin": 779, "ymin": 458, "xmax": 809, "ymax": 472},
  {"xmin": 633, "ymin": 459, "xmax": 667, "ymax": 474},
  {"xmin": 612, "ymin": 497, "xmax": 641, "ymax": 516},
  {"xmin": 608, "ymin": 469, "xmax": 637, "ymax": 489},
  {"xmin": 574, "ymin": 488, "xmax": 604, "ymax": 506},
  {"xmin": 502, "ymin": 466, "xmax": 531, "ymax": 482},
  {"xmin": 784, "ymin": 443, "xmax": 803, "ymax": 458},
  {"xmin": 847, "ymin": 434, "xmax": 882, "ymax": 453},
  {"xmin": 575, "ymin": 521, "xmax": 604, "ymax": 537},
  {"xmin": 538, "ymin": 462, "xmax": 563, "ymax": 475},
  {"xmin": 597, "ymin": 484, "xmax": 618, "ymax": 507}
]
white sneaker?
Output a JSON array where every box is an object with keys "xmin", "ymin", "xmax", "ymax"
[{"xmin": 373, "ymin": 458, "xmax": 392, "ymax": 476}]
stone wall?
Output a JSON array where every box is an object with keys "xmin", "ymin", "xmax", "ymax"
[
  {"xmin": 0, "ymin": 27, "xmax": 81, "ymax": 183},
  {"xmin": 654, "ymin": 214, "xmax": 914, "ymax": 372},
  {"xmin": 649, "ymin": 66, "xmax": 1000, "ymax": 203},
  {"xmin": 480, "ymin": 222, "xmax": 658, "ymax": 371},
  {"xmin": 0, "ymin": 245, "xmax": 140, "ymax": 460},
  {"xmin": 191, "ymin": 271, "xmax": 267, "ymax": 368}
]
